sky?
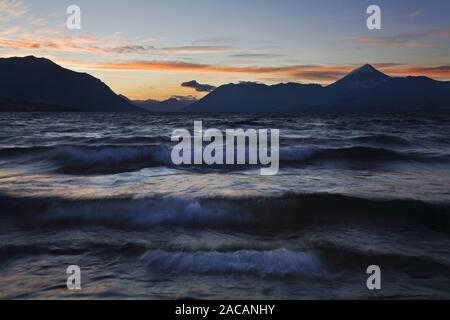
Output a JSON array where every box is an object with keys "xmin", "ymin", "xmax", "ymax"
[{"xmin": 0, "ymin": 0, "xmax": 449, "ymax": 100}]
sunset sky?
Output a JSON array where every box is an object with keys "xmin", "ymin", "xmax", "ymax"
[{"xmin": 1, "ymin": 0, "xmax": 449, "ymax": 100}]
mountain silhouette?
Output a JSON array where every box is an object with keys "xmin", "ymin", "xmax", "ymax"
[
  {"xmin": 188, "ymin": 64, "xmax": 450, "ymax": 113},
  {"xmin": 329, "ymin": 64, "xmax": 391, "ymax": 89},
  {"xmin": 131, "ymin": 96, "xmax": 195, "ymax": 112},
  {"xmin": 0, "ymin": 56, "xmax": 144, "ymax": 112},
  {"xmin": 188, "ymin": 82, "xmax": 322, "ymax": 113}
]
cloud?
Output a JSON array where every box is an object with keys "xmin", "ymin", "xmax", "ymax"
[
  {"xmin": 230, "ymin": 53, "xmax": 285, "ymax": 59},
  {"xmin": 385, "ymin": 65, "xmax": 450, "ymax": 79},
  {"xmin": 355, "ymin": 36, "xmax": 434, "ymax": 49},
  {"xmin": 354, "ymin": 28, "xmax": 450, "ymax": 49},
  {"xmin": 292, "ymin": 70, "xmax": 347, "ymax": 80},
  {"xmin": 112, "ymin": 45, "xmax": 231, "ymax": 55},
  {"xmin": 0, "ymin": 3, "xmax": 104, "ymax": 55},
  {"xmin": 0, "ymin": 27, "xmax": 230, "ymax": 57},
  {"xmin": 408, "ymin": 10, "xmax": 423, "ymax": 18},
  {"xmin": 181, "ymin": 80, "xmax": 217, "ymax": 92},
  {"xmin": 171, "ymin": 95, "xmax": 197, "ymax": 102},
  {"xmin": 0, "ymin": 37, "xmax": 102, "ymax": 53},
  {"xmin": 80, "ymin": 60, "xmax": 356, "ymax": 82},
  {"xmin": 0, "ymin": 3, "xmax": 231, "ymax": 59},
  {"xmin": 425, "ymin": 29, "xmax": 450, "ymax": 38},
  {"xmin": 86, "ymin": 60, "xmax": 284, "ymax": 73},
  {"xmin": 0, "ymin": 0, "xmax": 28, "ymax": 22},
  {"xmin": 372, "ymin": 63, "xmax": 406, "ymax": 68},
  {"xmin": 70, "ymin": 59, "xmax": 450, "ymax": 82},
  {"xmin": 193, "ymin": 36, "xmax": 241, "ymax": 45}
]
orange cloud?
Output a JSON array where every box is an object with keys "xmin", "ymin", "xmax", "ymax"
[
  {"xmin": 0, "ymin": 33, "xmax": 231, "ymax": 57},
  {"xmin": 88, "ymin": 60, "xmax": 289, "ymax": 74},
  {"xmin": 0, "ymin": 37, "xmax": 103, "ymax": 53},
  {"xmin": 383, "ymin": 66, "xmax": 450, "ymax": 79},
  {"xmin": 112, "ymin": 45, "xmax": 231, "ymax": 54},
  {"xmin": 76, "ymin": 60, "xmax": 356, "ymax": 82},
  {"xmin": 0, "ymin": 0, "xmax": 28, "ymax": 21},
  {"xmin": 72, "ymin": 60, "xmax": 450, "ymax": 82},
  {"xmin": 86, "ymin": 61, "xmax": 353, "ymax": 81}
]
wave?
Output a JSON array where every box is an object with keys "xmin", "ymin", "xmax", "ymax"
[
  {"xmin": 281, "ymin": 134, "xmax": 412, "ymax": 148},
  {"xmin": 351, "ymin": 134, "xmax": 411, "ymax": 147},
  {"xmin": 141, "ymin": 249, "xmax": 325, "ymax": 277},
  {"xmin": 314, "ymin": 243, "xmax": 450, "ymax": 270},
  {"xmin": 1, "ymin": 192, "xmax": 449, "ymax": 232},
  {"xmin": 0, "ymin": 195, "xmax": 251, "ymax": 228},
  {"xmin": 0, "ymin": 145, "xmax": 172, "ymax": 174},
  {"xmin": 2, "ymin": 143, "xmax": 448, "ymax": 176},
  {"xmin": 48, "ymin": 145, "xmax": 172, "ymax": 174},
  {"xmin": 0, "ymin": 241, "xmax": 148, "ymax": 264},
  {"xmin": 280, "ymin": 146, "xmax": 448, "ymax": 164},
  {"xmin": 0, "ymin": 244, "xmax": 86, "ymax": 264},
  {"xmin": 84, "ymin": 136, "xmax": 172, "ymax": 145}
]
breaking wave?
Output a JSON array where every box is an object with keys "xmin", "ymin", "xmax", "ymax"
[
  {"xmin": 1, "ymin": 143, "xmax": 448, "ymax": 175},
  {"xmin": 0, "ymin": 145, "xmax": 172, "ymax": 174},
  {"xmin": 141, "ymin": 249, "xmax": 325, "ymax": 277}
]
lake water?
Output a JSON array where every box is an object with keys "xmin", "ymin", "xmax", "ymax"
[{"xmin": 0, "ymin": 112, "xmax": 449, "ymax": 299}]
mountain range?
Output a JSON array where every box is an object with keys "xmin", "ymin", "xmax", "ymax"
[
  {"xmin": 0, "ymin": 56, "xmax": 143, "ymax": 112},
  {"xmin": 1, "ymin": 56, "xmax": 449, "ymax": 113},
  {"xmin": 187, "ymin": 64, "xmax": 450, "ymax": 113},
  {"xmin": 128, "ymin": 96, "xmax": 195, "ymax": 112}
]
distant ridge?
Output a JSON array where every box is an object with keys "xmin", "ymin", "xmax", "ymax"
[
  {"xmin": 131, "ymin": 96, "xmax": 196, "ymax": 112},
  {"xmin": 188, "ymin": 64, "xmax": 450, "ymax": 113},
  {"xmin": 0, "ymin": 56, "xmax": 144, "ymax": 112}
]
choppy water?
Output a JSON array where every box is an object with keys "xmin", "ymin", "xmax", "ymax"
[{"xmin": 0, "ymin": 112, "xmax": 449, "ymax": 299}]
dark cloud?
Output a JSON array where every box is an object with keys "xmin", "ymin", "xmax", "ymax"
[{"xmin": 181, "ymin": 80, "xmax": 217, "ymax": 92}]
